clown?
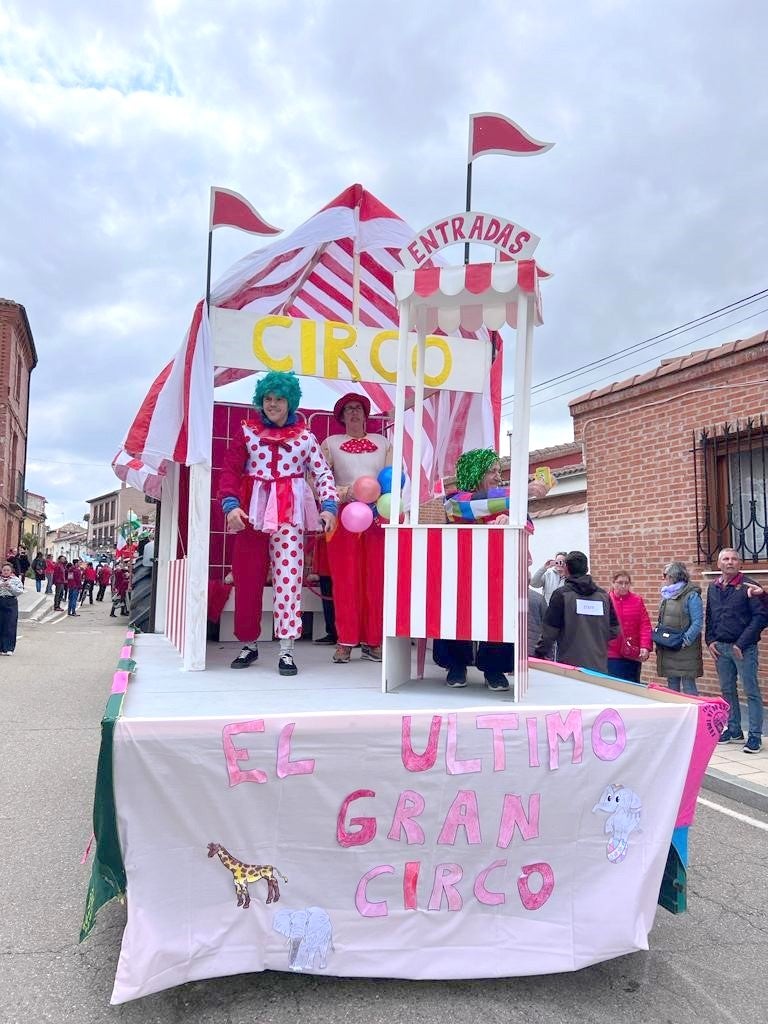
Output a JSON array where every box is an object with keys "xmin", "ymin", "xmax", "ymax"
[
  {"xmin": 218, "ymin": 371, "xmax": 338, "ymax": 675},
  {"xmin": 321, "ymin": 392, "xmax": 392, "ymax": 664},
  {"xmin": 433, "ymin": 448, "xmax": 548, "ymax": 691}
]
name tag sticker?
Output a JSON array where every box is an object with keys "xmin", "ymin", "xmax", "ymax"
[{"xmin": 576, "ymin": 599, "xmax": 604, "ymax": 616}]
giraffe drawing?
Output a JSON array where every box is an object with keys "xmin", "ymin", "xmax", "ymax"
[{"xmin": 207, "ymin": 842, "xmax": 288, "ymax": 908}]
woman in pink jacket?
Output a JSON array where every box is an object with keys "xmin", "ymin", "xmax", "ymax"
[{"xmin": 607, "ymin": 570, "xmax": 653, "ymax": 682}]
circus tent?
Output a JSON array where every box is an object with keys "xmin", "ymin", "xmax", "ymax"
[{"xmin": 112, "ymin": 184, "xmax": 502, "ymax": 498}]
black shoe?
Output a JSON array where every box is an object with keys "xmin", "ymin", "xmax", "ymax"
[
  {"xmin": 70, "ymin": 612, "xmax": 80, "ymax": 617},
  {"xmin": 314, "ymin": 634, "xmax": 338, "ymax": 645},
  {"xmin": 231, "ymin": 646, "xmax": 259, "ymax": 669},
  {"xmin": 485, "ymin": 672, "xmax": 510, "ymax": 691},
  {"xmin": 109, "ymin": 610, "xmax": 116, "ymax": 617},
  {"xmin": 446, "ymin": 667, "xmax": 467, "ymax": 687},
  {"xmin": 278, "ymin": 653, "xmax": 298, "ymax": 676},
  {"xmin": 718, "ymin": 729, "xmax": 745, "ymax": 743}
]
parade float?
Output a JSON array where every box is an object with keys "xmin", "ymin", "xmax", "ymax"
[{"xmin": 83, "ymin": 173, "xmax": 726, "ymax": 1003}]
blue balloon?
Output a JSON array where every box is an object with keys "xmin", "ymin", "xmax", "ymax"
[{"xmin": 377, "ymin": 467, "xmax": 405, "ymax": 494}]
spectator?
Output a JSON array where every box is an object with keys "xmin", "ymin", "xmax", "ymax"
[
  {"xmin": 16, "ymin": 547, "xmax": 30, "ymax": 587},
  {"xmin": 705, "ymin": 548, "xmax": 768, "ymax": 754},
  {"xmin": 52, "ymin": 555, "xmax": 68, "ymax": 611},
  {"xmin": 322, "ymin": 393, "xmax": 391, "ymax": 665},
  {"xmin": 654, "ymin": 561, "xmax": 704, "ymax": 695},
  {"xmin": 606, "ymin": 570, "xmax": 652, "ymax": 683},
  {"xmin": 65, "ymin": 559, "xmax": 83, "ymax": 617},
  {"xmin": 528, "ymin": 586, "xmax": 548, "ymax": 658},
  {"xmin": 110, "ymin": 561, "xmax": 131, "ymax": 617},
  {"xmin": 80, "ymin": 562, "xmax": 97, "ymax": 605},
  {"xmin": 531, "ymin": 552, "xmax": 568, "ymax": 605},
  {"xmin": 535, "ymin": 550, "xmax": 620, "ymax": 672},
  {"xmin": 0, "ymin": 562, "xmax": 24, "ymax": 654},
  {"xmin": 44, "ymin": 554, "xmax": 55, "ymax": 594},
  {"xmin": 95, "ymin": 561, "xmax": 112, "ymax": 602},
  {"xmin": 32, "ymin": 552, "xmax": 47, "ymax": 593}
]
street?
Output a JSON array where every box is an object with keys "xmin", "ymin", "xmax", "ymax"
[{"xmin": 1, "ymin": 603, "xmax": 767, "ymax": 1024}]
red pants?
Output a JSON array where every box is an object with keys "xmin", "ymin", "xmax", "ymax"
[
  {"xmin": 231, "ymin": 524, "xmax": 305, "ymax": 642},
  {"xmin": 327, "ymin": 519, "xmax": 385, "ymax": 647}
]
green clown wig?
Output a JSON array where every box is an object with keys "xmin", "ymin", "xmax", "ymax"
[
  {"xmin": 455, "ymin": 448, "xmax": 500, "ymax": 493},
  {"xmin": 253, "ymin": 370, "xmax": 302, "ymax": 414}
]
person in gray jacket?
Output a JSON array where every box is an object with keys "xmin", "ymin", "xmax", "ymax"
[
  {"xmin": 531, "ymin": 551, "xmax": 568, "ymax": 605},
  {"xmin": 655, "ymin": 561, "xmax": 703, "ymax": 695},
  {"xmin": 534, "ymin": 551, "xmax": 620, "ymax": 672}
]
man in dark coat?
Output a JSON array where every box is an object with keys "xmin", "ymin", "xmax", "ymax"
[{"xmin": 535, "ymin": 551, "xmax": 620, "ymax": 673}]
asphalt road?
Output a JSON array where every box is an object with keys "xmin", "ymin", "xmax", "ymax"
[{"xmin": 2, "ymin": 604, "xmax": 767, "ymax": 1024}]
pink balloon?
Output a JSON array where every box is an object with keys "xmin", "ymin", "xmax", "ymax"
[
  {"xmin": 352, "ymin": 476, "xmax": 382, "ymax": 503},
  {"xmin": 341, "ymin": 501, "xmax": 374, "ymax": 533}
]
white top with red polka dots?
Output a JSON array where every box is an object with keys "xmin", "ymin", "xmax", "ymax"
[{"xmin": 322, "ymin": 433, "xmax": 391, "ymax": 488}]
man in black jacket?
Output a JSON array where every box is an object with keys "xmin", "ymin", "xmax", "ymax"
[
  {"xmin": 705, "ymin": 548, "xmax": 767, "ymax": 754},
  {"xmin": 535, "ymin": 551, "xmax": 620, "ymax": 673}
]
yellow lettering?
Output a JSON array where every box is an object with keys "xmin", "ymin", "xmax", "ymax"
[
  {"xmin": 370, "ymin": 330, "xmax": 398, "ymax": 383},
  {"xmin": 411, "ymin": 336, "xmax": 452, "ymax": 388},
  {"xmin": 323, "ymin": 321, "xmax": 361, "ymax": 380},
  {"xmin": 253, "ymin": 315, "xmax": 293, "ymax": 371},
  {"xmin": 299, "ymin": 318, "xmax": 317, "ymax": 376}
]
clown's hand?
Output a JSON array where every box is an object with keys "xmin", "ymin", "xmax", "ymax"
[
  {"xmin": 320, "ymin": 511, "xmax": 337, "ymax": 534},
  {"xmin": 226, "ymin": 508, "xmax": 249, "ymax": 533},
  {"xmin": 493, "ymin": 514, "xmax": 509, "ymax": 525}
]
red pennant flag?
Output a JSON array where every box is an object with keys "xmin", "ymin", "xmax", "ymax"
[
  {"xmin": 468, "ymin": 113, "xmax": 554, "ymax": 161},
  {"xmin": 209, "ymin": 187, "xmax": 282, "ymax": 235}
]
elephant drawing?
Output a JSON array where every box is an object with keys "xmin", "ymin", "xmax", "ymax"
[{"xmin": 272, "ymin": 906, "xmax": 333, "ymax": 971}]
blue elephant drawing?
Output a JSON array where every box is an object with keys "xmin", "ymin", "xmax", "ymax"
[{"xmin": 272, "ymin": 906, "xmax": 333, "ymax": 971}]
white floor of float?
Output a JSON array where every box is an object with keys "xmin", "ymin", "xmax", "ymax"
[{"xmin": 121, "ymin": 633, "xmax": 669, "ymax": 720}]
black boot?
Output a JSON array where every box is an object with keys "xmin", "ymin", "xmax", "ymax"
[{"xmin": 110, "ymin": 609, "xmax": 116, "ymax": 618}]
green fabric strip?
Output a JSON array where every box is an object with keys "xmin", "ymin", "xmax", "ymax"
[{"xmin": 79, "ymin": 648, "xmax": 133, "ymax": 941}]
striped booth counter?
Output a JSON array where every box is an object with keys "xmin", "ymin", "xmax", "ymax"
[{"xmin": 383, "ymin": 524, "xmax": 530, "ymax": 698}]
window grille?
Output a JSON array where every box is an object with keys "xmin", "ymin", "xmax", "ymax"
[{"xmin": 693, "ymin": 416, "xmax": 768, "ymax": 564}]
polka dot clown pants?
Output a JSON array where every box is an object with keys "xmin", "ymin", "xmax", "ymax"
[{"xmin": 231, "ymin": 523, "xmax": 305, "ymax": 642}]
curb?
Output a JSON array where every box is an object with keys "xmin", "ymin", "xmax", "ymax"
[{"xmin": 702, "ymin": 767, "xmax": 768, "ymax": 815}]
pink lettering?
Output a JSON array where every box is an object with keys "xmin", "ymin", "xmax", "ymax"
[
  {"xmin": 276, "ymin": 722, "xmax": 315, "ymax": 779},
  {"xmin": 497, "ymin": 793, "xmax": 541, "ymax": 847},
  {"xmin": 434, "ymin": 220, "xmax": 450, "ymax": 244},
  {"xmin": 468, "ymin": 215, "xmax": 485, "ymax": 241},
  {"xmin": 517, "ymin": 861, "xmax": 555, "ymax": 911},
  {"xmin": 420, "ymin": 229, "xmax": 439, "ymax": 255},
  {"xmin": 446, "ymin": 713, "xmax": 481, "ymax": 775},
  {"xmin": 403, "ymin": 860, "xmax": 420, "ymax": 910},
  {"xmin": 495, "ymin": 223, "xmax": 514, "ymax": 251},
  {"xmin": 437, "ymin": 790, "xmax": 482, "ymax": 846},
  {"xmin": 407, "ymin": 240, "xmax": 425, "ymax": 266},
  {"xmin": 476, "ymin": 713, "xmax": 519, "ymax": 771},
  {"xmin": 546, "ymin": 709, "xmax": 584, "ymax": 770},
  {"xmin": 510, "ymin": 230, "xmax": 530, "ymax": 254},
  {"xmin": 402, "ymin": 714, "xmax": 441, "ymax": 772},
  {"xmin": 474, "ymin": 859, "xmax": 508, "ymax": 906},
  {"xmin": 337, "ymin": 789, "xmax": 377, "ymax": 848},
  {"xmin": 450, "ymin": 216, "xmax": 467, "ymax": 240},
  {"xmin": 387, "ymin": 790, "xmax": 426, "ymax": 844},
  {"xmin": 592, "ymin": 708, "xmax": 627, "ymax": 761},
  {"xmin": 526, "ymin": 716, "xmax": 541, "ymax": 767},
  {"xmin": 483, "ymin": 217, "xmax": 502, "ymax": 242},
  {"xmin": 222, "ymin": 720, "xmax": 267, "ymax": 786},
  {"xmin": 355, "ymin": 865, "xmax": 393, "ymax": 917},
  {"xmin": 428, "ymin": 863, "xmax": 464, "ymax": 911}
]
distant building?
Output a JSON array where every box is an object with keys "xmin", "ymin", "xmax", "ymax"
[
  {"xmin": 0, "ymin": 300, "xmax": 37, "ymax": 553},
  {"xmin": 22, "ymin": 490, "xmax": 47, "ymax": 554},
  {"xmin": 46, "ymin": 523, "xmax": 88, "ymax": 561},
  {"xmin": 86, "ymin": 483, "xmax": 156, "ymax": 556}
]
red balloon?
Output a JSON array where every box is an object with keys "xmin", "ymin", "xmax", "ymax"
[{"xmin": 352, "ymin": 476, "xmax": 381, "ymax": 503}]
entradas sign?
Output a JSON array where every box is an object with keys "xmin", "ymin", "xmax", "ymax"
[{"xmin": 398, "ymin": 210, "xmax": 540, "ymax": 268}]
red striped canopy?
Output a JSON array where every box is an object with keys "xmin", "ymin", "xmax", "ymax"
[{"xmin": 113, "ymin": 184, "xmax": 503, "ymax": 497}]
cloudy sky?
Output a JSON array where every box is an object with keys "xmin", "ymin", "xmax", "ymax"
[{"xmin": 2, "ymin": 0, "xmax": 766, "ymax": 527}]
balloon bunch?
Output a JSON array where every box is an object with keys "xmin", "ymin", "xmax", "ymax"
[{"xmin": 338, "ymin": 468, "xmax": 406, "ymax": 532}]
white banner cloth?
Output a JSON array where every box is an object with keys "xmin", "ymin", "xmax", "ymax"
[{"xmin": 111, "ymin": 701, "xmax": 697, "ymax": 1002}]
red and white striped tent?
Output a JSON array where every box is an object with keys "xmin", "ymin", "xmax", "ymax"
[{"xmin": 113, "ymin": 184, "xmax": 501, "ymax": 498}]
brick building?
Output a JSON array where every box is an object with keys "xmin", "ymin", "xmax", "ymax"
[
  {"xmin": 570, "ymin": 329, "xmax": 768, "ymax": 697},
  {"xmin": 86, "ymin": 483, "xmax": 156, "ymax": 557},
  {"xmin": 0, "ymin": 300, "xmax": 37, "ymax": 554}
]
